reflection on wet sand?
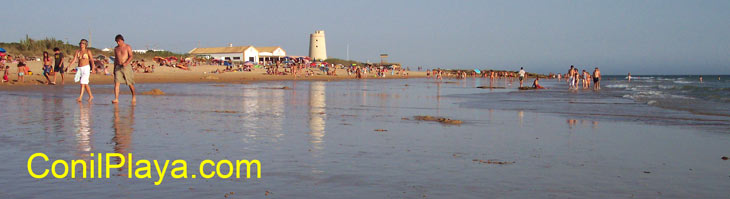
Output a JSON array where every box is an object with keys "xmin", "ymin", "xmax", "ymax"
[
  {"xmin": 112, "ymin": 104, "xmax": 135, "ymax": 174},
  {"xmin": 309, "ymin": 81, "xmax": 326, "ymax": 152},
  {"xmin": 567, "ymin": 119, "xmax": 599, "ymax": 129},
  {"xmin": 112, "ymin": 104, "xmax": 134, "ymax": 155},
  {"xmin": 567, "ymin": 119, "xmax": 577, "ymax": 129},
  {"xmin": 75, "ymin": 102, "xmax": 93, "ymax": 157},
  {"xmin": 241, "ymin": 84, "xmax": 285, "ymax": 138},
  {"xmin": 52, "ymin": 97, "xmax": 65, "ymax": 134},
  {"xmin": 360, "ymin": 80, "xmax": 367, "ymax": 106},
  {"xmin": 241, "ymin": 87, "xmax": 259, "ymax": 131},
  {"xmin": 518, "ymin": 110, "xmax": 524, "ymax": 127}
]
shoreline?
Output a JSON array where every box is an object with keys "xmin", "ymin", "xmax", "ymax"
[{"xmin": 1, "ymin": 61, "xmax": 427, "ymax": 90}]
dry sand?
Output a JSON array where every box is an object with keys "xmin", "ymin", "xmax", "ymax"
[{"xmin": 0, "ymin": 61, "xmax": 427, "ymax": 89}]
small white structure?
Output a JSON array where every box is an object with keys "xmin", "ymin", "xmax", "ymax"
[
  {"xmin": 309, "ymin": 30, "xmax": 327, "ymax": 61},
  {"xmin": 101, "ymin": 48, "xmax": 112, "ymax": 52},
  {"xmin": 189, "ymin": 46, "xmax": 286, "ymax": 62},
  {"xmin": 256, "ymin": 46, "xmax": 287, "ymax": 62},
  {"xmin": 189, "ymin": 46, "xmax": 258, "ymax": 62},
  {"xmin": 131, "ymin": 49, "xmax": 167, "ymax": 54}
]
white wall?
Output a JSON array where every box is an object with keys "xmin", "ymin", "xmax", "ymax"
[
  {"xmin": 205, "ymin": 53, "xmax": 244, "ymax": 61},
  {"xmin": 244, "ymin": 48, "xmax": 259, "ymax": 62},
  {"xmin": 273, "ymin": 48, "xmax": 286, "ymax": 56}
]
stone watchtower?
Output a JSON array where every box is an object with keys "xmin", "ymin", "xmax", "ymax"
[{"xmin": 309, "ymin": 30, "xmax": 327, "ymax": 61}]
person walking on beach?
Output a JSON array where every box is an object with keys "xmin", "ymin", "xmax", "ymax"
[
  {"xmin": 42, "ymin": 51, "xmax": 54, "ymax": 85},
  {"xmin": 592, "ymin": 67, "xmax": 601, "ymax": 90},
  {"xmin": 52, "ymin": 47, "xmax": 65, "ymax": 84},
  {"xmin": 67, "ymin": 39, "xmax": 95, "ymax": 102},
  {"xmin": 112, "ymin": 34, "xmax": 136, "ymax": 104},
  {"xmin": 518, "ymin": 67, "xmax": 526, "ymax": 87}
]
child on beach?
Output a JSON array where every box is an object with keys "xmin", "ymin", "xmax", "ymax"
[
  {"xmin": 3, "ymin": 66, "xmax": 8, "ymax": 83},
  {"xmin": 52, "ymin": 47, "xmax": 65, "ymax": 85},
  {"xmin": 17, "ymin": 62, "xmax": 27, "ymax": 82},
  {"xmin": 42, "ymin": 51, "xmax": 54, "ymax": 84},
  {"xmin": 0, "ymin": 57, "xmax": 5, "ymax": 83}
]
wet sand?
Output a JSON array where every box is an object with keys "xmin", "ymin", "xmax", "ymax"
[{"xmin": 1, "ymin": 78, "xmax": 728, "ymax": 198}]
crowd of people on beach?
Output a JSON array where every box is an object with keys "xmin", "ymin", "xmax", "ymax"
[{"xmin": 209, "ymin": 59, "xmax": 410, "ymax": 79}]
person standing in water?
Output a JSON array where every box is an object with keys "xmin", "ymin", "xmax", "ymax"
[
  {"xmin": 592, "ymin": 67, "xmax": 601, "ymax": 90},
  {"xmin": 567, "ymin": 65, "xmax": 575, "ymax": 89},
  {"xmin": 699, "ymin": 76, "xmax": 703, "ymax": 83},
  {"xmin": 67, "ymin": 39, "xmax": 95, "ymax": 102},
  {"xmin": 627, "ymin": 72, "xmax": 632, "ymax": 82},
  {"xmin": 112, "ymin": 34, "xmax": 137, "ymax": 104},
  {"xmin": 518, "ymin": 67, "xmax": 526, "ymax": 87}
]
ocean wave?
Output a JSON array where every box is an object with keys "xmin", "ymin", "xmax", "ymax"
[
  {"xmin": 671, "ymin": 85, "xmax": 730, "ymax": 92},
  {"xmin": 605, "ymin": 84, "xmax": 629, "ymax": 88},
  {"xmin": 674, "ymin": 80, "xmax": 692, "ymax": 84},
  {"xmin": 623, "ymin": 90, "xmax": 694, "ymax": 101},
  {"xmin": 657, "ymin": 85, "xmax": 675, "ymax": 89}
]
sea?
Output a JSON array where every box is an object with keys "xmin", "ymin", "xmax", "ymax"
[
  {"xmin": 456, "ymin": 75, "xmax": 730, "ymax": 132},
  {"xmin": 0, "ymin": 76, "xmax": 728, "ymax": 198}
]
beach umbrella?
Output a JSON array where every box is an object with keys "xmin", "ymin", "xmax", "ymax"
[
  {"xmin": 474, "ymin": 69, "xmax": 481, "ymax": 73},
  {"xmin": 244, "ymin": 61, "xmax": 254, "ymax": 66},
  {"xmin": 0, "ymin": 48, "xmax": 6, "ymax": 53}
]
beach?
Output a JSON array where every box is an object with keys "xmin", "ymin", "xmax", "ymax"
[
  {"xmin": 0, "ymin": 61, "xmax": 427, "ymax": 88},
  {"xmin": 1, "ymin": 77, "xmax": 728, "ymax": 198}
]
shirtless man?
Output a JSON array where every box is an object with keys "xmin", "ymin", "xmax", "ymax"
[
  {"xmin": 592, "ymin": 67, "xmax": 601, "ymax": 90},
  {"xmin": 112, "ymin": 34, "xmax": 136, "ymax": 104}
]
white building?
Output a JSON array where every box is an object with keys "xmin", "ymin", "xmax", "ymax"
[
  {"xmin": 309, "ymin": 30, "xmax": 327, "ymax": 61},
  {"xmin": 188, "ymin": 46, "xmax": 286, "ymax": 62},
  {"xmin": 256, "ymin": 46, "xmax": 287, "ymax": 62},
  {"xmin": 132, "ymin": 49, "xmax": 167, "ymax": 54}
]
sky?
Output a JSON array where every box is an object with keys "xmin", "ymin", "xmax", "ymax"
[{"xmin": 3, "ymin": 0, "xmax": 729, "ymax": 75}]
